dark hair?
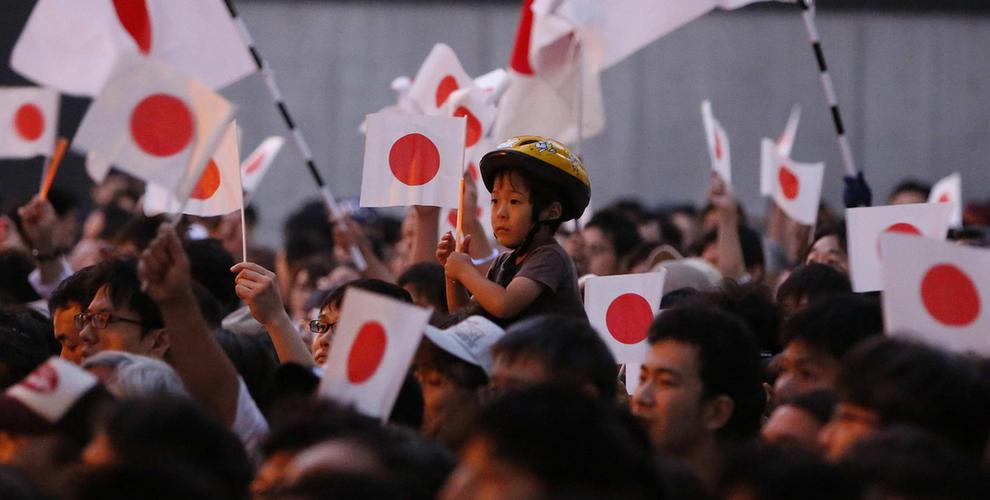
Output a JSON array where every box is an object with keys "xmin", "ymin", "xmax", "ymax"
[
  {"xmin": 782, "ymin": 293, "xmax": 882, "ymax": 359},
  {"xmin": 776, "ymin": 263, "xmax": 851, "ymax": 308},
  {"xmin": 283, "ymin": 200, "xmax": 335, "ymax": 268},
  {"xmin": 888, "ymin": 179, "xmax": 931, "ymax": 202},
  {"xmin": 648, "ymin": 303, "xmax": 765, "ymax": 440},
  {"xmin": 491, "ymin": 315, "xmax": 617, "ymax": 401},
  {"xmin": 184, "ymin": 238, "xmax": 238, "ymax": 316},
  {"xmin": 74, "ymin": 463, "xmax": 225, "ymax": 500},
  {"xmin": 837, "ymin": 337, "xmax": 990, "ymax": 459},
  {"xmin": 468, "ymin": 385, "xmax": 664, "ymax": 499},
  {"xmin": 781, "ymin": 390, "xmax": 837, "ymax": 426},
  {"xmin": 0, "ymin": 306, "xmax": 56, "ymax": 389},
  {"xmin": 261, "ymin": 398, "xmax": 380, "ymax": 458},
  {"xmin": 493, "ymin": 167, "xmax": 566, "ymax": 232},
  {"xmin": 101, "ymin": 396, "xmax": 252, "ymax": 500},
  {"xmin": 89, "ymin": 259, "xmax": 164, "ymax": 332},
  {"xmin": 413, "ymin": 337, "xmax": 488, "ymax": 390},
  {"xmin": 586, "ymin": 210, "xmax": 644, "ymax": 261},
  {"xmin": 701, "ymin": 282, "xmax": 781, "ymax": 355},
  {"xmin": 809, "ymin": 222, "xmax": 847, "ymax": 256},
  {"xmin": 281, "ymin": 472, "xmax": 406, "ymax": 500},
  {"xmin": 212, "ymin": 329, "xmax": 278, "ymax": 408},
  {"xmin": 718, "ymin": 443, "xmax": 858, "ymax": 500},
  {"xmin": 113, "ymin": 214, "xmax": 165, "ymax": 251},
  {"xmin": 0, "ymin": 249, "xmax": 41, "ymax": 304},
  {"xmin": 48, "ymin": 265, "xmax": 100, "ymax": 314},
  {"xmin": 321, "ymin": 278, "xmax": 413, "ymax": 312},
  {"xmin": 397, "ymin": 262, "xmax": 447, "ymax": 311},
  {"xmin": 695, "ymin": 223, "xmax": 765, "ymax": 271}
]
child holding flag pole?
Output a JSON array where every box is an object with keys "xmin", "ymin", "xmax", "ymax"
[{"xmin": 438, "ymin": 136, "xmax": 589, "ymax": 326}]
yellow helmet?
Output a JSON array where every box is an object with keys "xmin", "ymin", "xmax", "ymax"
[{"xmin": 479, "ymin": 136, "xmax": 591, "ymax": 221}]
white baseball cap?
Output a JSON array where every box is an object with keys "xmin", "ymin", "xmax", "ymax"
[{"xmin": 423, "ymin": 316, "xmax": 505, "ymax": 375}]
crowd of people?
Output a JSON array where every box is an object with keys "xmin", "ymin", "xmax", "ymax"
[{"xmin": 0, "ymin": 135, "xmax": 988, "ymax": 499}]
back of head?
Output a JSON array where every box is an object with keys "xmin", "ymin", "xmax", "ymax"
[
  {"xmin": 74, "ymin": 463, "xmax": 225, "ymax": 500},
  {"xmin": 776, "ymin": 263, "xmax": 851, "ymax": 313},
  {"xmin": 837, "ymin": 337, "xmax": 990, "ymax": 459},
  {"xmin": 397, "ymin": 262, "xmax": 447, "ymax": 311},
  {"xmin": 718, "ymin": 443, "xmax": 858, "ymax": 500},
  {"xmin": 0, "ymin": 249, "xmax": 41, "ymax": 305},
  {"xmin": 648, "ymin": 303, "xmax": 765, "ymax": 440},
  {"xmin": 701, "ymin": 282, "xmax": 781, "ymax": 355},
  {"xmin": 283, "ymin": 200, "xmax": 335, "ymax": 269},
  {"xmin": 184, "ymin": 238, "xmax": 238, "ymax": 315},
  {"xmin": 586, "ymin": 209, "xmax": 643, "ymax": 262},
  {"xmin": 492, "ymin": 315, "xmax": 617, "ymax": 401},
  {"xmin": 782, "ymin": 293, "xmax": 882, "ymax": 359},
  {"xmin": 81, "ymin": 351, "xmax": 187, "ymax": 399},
  {"xmin": 0, "ymin": 306, "xmax": 56, "ymax": 389}
]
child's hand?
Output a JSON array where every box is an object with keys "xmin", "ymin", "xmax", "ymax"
[
  {"xmin": 436, "ymin": 231, "xmax": 455, "ymax": 266},
  {"xmin": 443, "ymin": 235, "xmax": 473, "ymax": 282}
]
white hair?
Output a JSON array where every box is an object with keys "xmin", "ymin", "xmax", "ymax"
[{"xmin": 82, "ymin": 351, "xmax": 188, "ymax": 399}]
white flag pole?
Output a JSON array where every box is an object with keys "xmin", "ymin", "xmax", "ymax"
[{"xmin": 240, "ymin": 207, "xmax": 248, "ymax": 263}]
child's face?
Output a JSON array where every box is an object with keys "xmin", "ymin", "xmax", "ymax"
[{"xmin": 490, "ymin": 172, "xmax": 536, "ymax": 248}]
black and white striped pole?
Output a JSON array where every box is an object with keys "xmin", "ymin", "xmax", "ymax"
[
  {"xmin": 797, "ymin": 0, "xmax": 858, "ymax": 178},
  {"xmin": 222, "ymin": 0, "xmax": 366, "ymax": 270}
]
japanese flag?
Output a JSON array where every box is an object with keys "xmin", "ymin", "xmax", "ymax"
[
  {"xmin": 240, "ymin": 136, "xmax": 285, "ymax": 197},
  {"xmin": 847, "ymin": 203, "xmax": 952, "ymax": 292},
  {"xmin": 443, "ymin": 86, "xmax": 497, "ymax": 150},
  {"xmin": 701, "ymin": 100, "xmax": 731, "ymax": 184},
  {"xmin": 776, "ymin": 105, "xmax": 801, "ymax": 158},
  {"xmin": 761, "ymin": 138, "xmax": 824, "ymax": 226},
  {"xmin": 0, "ymin": 87, "xmax": 58, "ymax": 159},
  {"xmin": 11, "ymin": 0, "xmax": 254, "ymax": 96},
  {"xmin": 318, "ymin": 288, "xmax": 432, "ymax": 420},
  {"xmin": 928, "ymin": 172, "xmax": 962, "ymax": 228},
  {"xmin": 880, "ymin": 233, "xmax": 990, "ymax": 356},
  {"xmin": 406, "ymin": 44, "xmax": 474, "ymax": 116},
  {"xmin": 361, "ymin": 113, "xmax": 466, "ymax": 208},
  {"xmin": 144, "ymin": 121, "xmax": 243, "ymax": 217},
  {"xmin": 584, "ymin": 271, "xmax": 666, "ymax": 363},
  {"xmin": 72, "ymin": 56, "xmax": 235, "ymax": 201},
  {"xmin": 6, "ymin": 357, "xmax": 98, "ymax": 424}
]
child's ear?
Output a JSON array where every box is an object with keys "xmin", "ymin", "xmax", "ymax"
[{"xmin": 540, "ymin": 202, "xmax": 563, "ymax": 221}]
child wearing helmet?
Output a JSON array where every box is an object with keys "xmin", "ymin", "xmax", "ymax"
[{"xmin": 437, "ymin": 136, "xmax": 589, "ymax": 326}]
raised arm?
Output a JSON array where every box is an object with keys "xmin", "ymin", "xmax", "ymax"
[{"xmin": 231, "ymin": 261, "xmax": 315, "ymax": 368}]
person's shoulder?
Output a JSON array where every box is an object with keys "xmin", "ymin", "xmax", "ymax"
[{"xmin": 526, "ymin": 241, "xmax": 572, "ymax": 267}]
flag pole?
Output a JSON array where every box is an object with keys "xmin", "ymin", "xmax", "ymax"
[
  {"xmin": 39, "ymin": 137, "xmax": 68, "ymax": 200},
  {"xmin": 240, "ymin": 207, "xmax": 249, "ymax": 263},
  {"xmin": 221, "ymin": 0, "xmax": 366, "ymax": 271},
  {"xmin": 456, "ymin": 119, "xmax": 468, "ymax": 254},
  {"xmin": 797, "ymin": 0, "xmax": 857, "ymax": 177}
]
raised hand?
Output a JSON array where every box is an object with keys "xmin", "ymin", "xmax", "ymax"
[
  {"xmin": 231, "ymin": 262, "xmax": 285, "ymax": 326},
  {"xmin": 137, "ymin": 224, "xmax": 192, "ymax": 303}
]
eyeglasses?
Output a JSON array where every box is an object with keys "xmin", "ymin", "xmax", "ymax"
[
  {"xmin": 74, "ymin": 311, "xmax": 144, "ymax": 331},
  {"xmin": 309, "ymin": 320, "xmax": 334, "ymax": 335}
]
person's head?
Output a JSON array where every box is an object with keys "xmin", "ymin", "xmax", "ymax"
[
  {"xmin": 632, "ymin": 303, "xmax": 764, "ymax": 460},
  {"xmin": 804, "ymin": 223, "xmax": 848, "ymax": 274},
  {"xmin": 440, "ymin": 385, "xmax": 663, "ymax": 500},
  {"xmin": 183, "ymin": 238, "xmax": 238, "ymax": 316},
  {"xmin": 489, "ymin": 315, "xmax": 617, "ymax": 401},
  {"xmin": 821, "ymin": 337, "xmax": 990, "ymax": 461},
  {"xmin": 77, "ymin": 259, "xmax": 168, "ymax": 361},
  {"xmin": 774, "ymin": 294, "xmax": 882, "ymax": 403},
  {"xmin": 761, "ymin": 390, "xmax": 836, "ymax": 453},
  {"xmin": 887, "ymin": 179, "xmax": 931, "ymax": 205},
  {"xmin": 583, "ymin": 210, "xmax": 643, "ymax": 276},
  {"xmin": 0, "ymin": 306, "xmax": 56, "ymax": 390},
  {"xmin": 311, "ymin": 279, "xmax": 412, "ymax": 366},
  {"xmin": 81, "ymin": 351, "xmax": 187, "ymax": 399},
  {"xmin": 480, "ymin": 137, "xmax": 590, "ymax": 250},
  {"xmin": 775, "ymin": 263, "xmax": 851, "ymax": 319},
  {"xmin": 0, "ymin": 249, "xmax": 41, "ymax": 306},
  {"xmin": 696, "ymin": 223, "xmax": 766, "ymax": 280},
  {"xmin": 397, "ymin": 262, "xmax": 447, "ymax": 311},
  {"xmin": 717, "ymin": 443, "xmax": 858, "ymax": 500},
  {"xmin": 700, "ymin": 282, "xmax": 781, "ymax": 357},
  {"xmin": 48, "ymin": 266, "xmax": 101, "ymax": 365}
]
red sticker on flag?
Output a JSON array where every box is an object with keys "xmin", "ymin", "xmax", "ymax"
[
  {"xmin": 605, "ymin": 293, "xmax": 653, "ymax": 345},
  {"xmin": 937, "ymin": 193, "xmax": 950, "ymax": 203},
  {"xmin": 14, "ymin": 103, "xmax": 44, "ymax": 141},
  {"xmin": 190, "ymin": 160, "xmax": 221, "ymax": 200},
  {"xmin": 347, "ymin": 321, "xmax": 388, "ymax": 384},
  {"xmin": 113, "ymin": 0, "xmax": 152, "ymax": 55},
  {"xmin": 435, "ymin": 75, "xmax": 459, "ymax": 108},
  {"xmin": 714, "ymin": 134, "xmax": 723, "ymax": 161},
  {"xmin": 920, "ymin": 264, "xmax": 980, "ymax": 327},
  {"xmin": 20, "ymin": 363, "xmax": 59, "ymax": 394},
  {"xmin": 130, "ymin": 94, "xmax": 194, "ymax": 157},
  {"xmin": 243, "ymin": 152, "xmax": 266, "ymax": 175},
  {"xmin": 388, "ymin": 133, "xmax": 441, "ymax": 186},
  {"xmin": 454, "ymin": 106, "xmax": 481, "ymax": 148},
  {"xmin": 779, "ymin": 166, "xmax": 800, "ymax": 200}
]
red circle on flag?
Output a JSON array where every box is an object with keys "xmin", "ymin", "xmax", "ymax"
[
  {"xmin": 113, "ymin": 0, "xmax": 152, "ymax": 54},
  {"xmin": 447, "ymin": 208, "xmax": 482, "ymax": 228},
  {"xmin": 877, "ymin": 222, "xmax": 922, "ymax": 256},
  {"xmin": 190, "ymin": 160, "xmax": 222, "ymax": 200},
  {"xmin": 243, "ymin": 152, "xmax": 266, "ymax": 175},
  {"xmin": 467, "ymin": 162, "xmax": 479, "ymax": 182},
  {"xmin": 605, "ymin": 293, "xmax": 653, "ymax": 345},
  {"xmin": 388, "ymin": 133, "xmax": 441, "ymax": 186},
  {"xmin": 130, "ymin": 94, "xmax": 194, "ymax": 157},
  {"xmin": 20, "ymin": 364, "xmax": 58, "ymax": 394},
  {"xmin": 779, "ymin": 166, "xmax": 800, "ymax": 200},
  {"xmin": 14, "ymin": 104, "xmax": 45, "ymax": 141},
  {"xmin": 920, "ymin": 264, "xmax": 980, "ymax": 327},
  {"xmin": 347, "ymin": 321, "xmax": 388, "ymax": 384},
  {"xmin": 454, "ymin": 106, "xmax": 482, "ymax": 147},
  {"xmin": 435, "ymin": 75, "xmax": 459, "ymax": 108},
  {"xmin": 937, "ymin": 193, "xmax": 950, "ymax": 203},
  {"xmin": 714, "ymin": 134, "xmax": 723, "ymax": 161}
]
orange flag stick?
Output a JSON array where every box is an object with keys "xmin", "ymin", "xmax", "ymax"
[{"xmin": 39, "ymin": 137, "xmax": 68, "ymax": 200}]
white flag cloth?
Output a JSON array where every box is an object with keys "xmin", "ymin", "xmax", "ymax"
[
  {"xmin": 880, "ymin": 233, "xmax": 990, "ymax": 356},
  {"xmin": 73, "ymin": 56, "xmax": 235, "ymax": 202},
  {"xmin": 318, "ymin": 288, "xmax": 432, "ymax": 420},
  {"xmin": 846, "ymin": 203, "xmax": 952, "ymax": 293},
  {"xmin": 584, "ymin": 271, "xmax": 666, "ymax": 363},
  {"xmin": 0, "ymin": 86, "xmax": 58, "ymax": 159},
  {"xmin": 775, "ymin": 105, "xmax": 801, "ymax": 157},
  {"xmin": 6, "ymin": 357, "xmax": 98, "ymax": 424},
  {"xmin": 760, "ymin": 138, "xmax": 824, "ymax": 225},
  {"xmin": 492, "ymin": 0, "xmax": 605, "ymax": 145},
  {"xmin": 144, "ymin": 121, "xmax": 243, "ymax": 217},
  {"xmin": 361, "ymin": 113, "xmax": 466, "ymax": 208},
  {"xmin": 240, "ymin": 136, "xmax": 285, "ymax": 196},
  {"xmin": 406, "ymin": 44, "xmax": 474, "ymax": 116},
  {"xmin": 11, "ymin": 0, "xmax": 254, "ymax": 96},
  {"xmin": 701, "ymin": 100, "xmax": 731, "ymax": 184},
  {"xmin": 928, "ymin": 172, "xmax": 962, "ymax": 228},
  {"xmin": 442, "ymin": 86, "xmax": 498, "ymax": 150}
]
